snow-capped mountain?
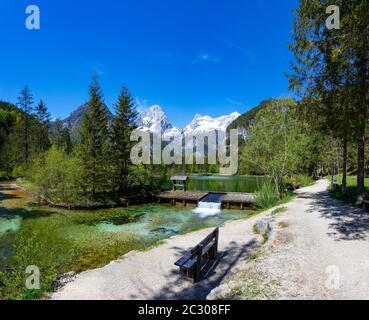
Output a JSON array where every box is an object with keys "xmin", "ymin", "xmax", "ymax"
[
  {"xmin": 138, "ymin": 105, "xmax": 240, "ymax": 137},
  {"xmin": 183, "ymin": 112, "xmax": 240, "ymax": 136},
  {"xmin": 58, "ymin": 104, "xmax": 240, "ymax": 141},
  {"xmin": 138, "ymin": 105, "xmax": 174, "ymax": 135}
]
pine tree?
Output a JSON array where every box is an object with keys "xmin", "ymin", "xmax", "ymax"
[
  {"xmin": 35, "ymin": 100, "xmax": 51, "ymax": 125},
  {"xmin": 79, "ymin": 75, "xmax": 109, "ymax": 198},
  {"xmin": 110, "ymin": 86, "xmax": 138, "ymax": 192},
  {"xmin": 50, "ymin": 118, "xmax": 63, "ymax": 147},
  {"xmin": 49, "ymin": 120, "xmax": 73, "ymax": 153},
  {"xmin": 16, "ymin": 85, "xmax": 34, "ymax": 162},
  {"xmin": 60, "ymin": 128, "xmax": 73, "ymax": 154},
  {"xmin": 34, "ymin": 100, "xmax": 51, "ymax": 153}
]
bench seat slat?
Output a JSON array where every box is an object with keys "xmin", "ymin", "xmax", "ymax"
[
  {"xmin": 175, "ymin": 252, "xmax": 193, "ymax": 267},
  {"xmin": 183, "ymin": 257, "xmax": 198, "ymax": 270}
]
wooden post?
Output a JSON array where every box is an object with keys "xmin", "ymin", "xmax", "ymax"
[
  {"xmin": 194, "ymin": 245, "xmax": 203, "ymax": 283},
  {"xmin": 215, "ymin": 228, "xmax": 219, "ymax": 257}
]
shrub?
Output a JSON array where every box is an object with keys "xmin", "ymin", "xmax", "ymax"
[
  {"xmin": 27, "ymin": 147, "xmax": 84, "ymax": 204},
  {"xmin": 254, "ymin": 181, "xmax": 279, "ymax": 209},
  {"xmin": 0, "ymin": 171, "xmax": 9, "ymax": 180},
  {"xmin": 0, "ymin": 230, "xmax": 59, "ymax": 300},
  {"xmin": 12, "ymin": 163, "xmax": 32, "ymax": 179}
]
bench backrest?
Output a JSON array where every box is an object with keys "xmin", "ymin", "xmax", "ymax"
[{"xmin": 191, "ymin": 227, "xmax": 219, "ymax": 256}]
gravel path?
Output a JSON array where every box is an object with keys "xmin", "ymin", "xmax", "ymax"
[
  {"xmin": 217, "ymin": 180, "xmax": 369, "ymax": 300},
  {"xmin": 52, "ymin": 180, "xmax": 369, "ymax": 300}
]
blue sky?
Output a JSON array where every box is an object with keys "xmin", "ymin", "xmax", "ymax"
[{"xmin": 0, "ymin": 0, "xmax": 298, "ymax": 127}]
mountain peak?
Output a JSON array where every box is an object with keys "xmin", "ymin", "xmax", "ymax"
[
  {"xmin": 146, "ymin": 104, "xmax": 164, "ymax": 113},
  {"xmin": 184, "ymin": 111, "xmax": 240, "ymax": 135},
  {"xmin": 140, "ymin": 104, "xmax": 173, "ymax": 134},
  {"xmin": 59, "ymin": 103, "xmax": 240, "ymax": 140}
]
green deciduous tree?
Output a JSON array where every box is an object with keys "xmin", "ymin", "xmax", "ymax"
[{"xmin": 240, "ymin": 98, "xmax": 302, "ymax": 197}]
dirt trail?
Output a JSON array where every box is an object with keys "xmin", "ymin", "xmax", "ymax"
[{"xmin": 225, "ymin": 180, "xmax": 369, "ymax": 300}]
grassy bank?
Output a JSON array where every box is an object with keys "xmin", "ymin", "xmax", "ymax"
[
  {"xmin": 287, "ymin": 175, "xmax": 315, "ymax": 188},
  {"xmin": 15, "ymin": 178, "xmax": 155, "ymax": 209},
  {"xmin": 329, "ymin": 175, "xmax": 369, "ymax": 204}
]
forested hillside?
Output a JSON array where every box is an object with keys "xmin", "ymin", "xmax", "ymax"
[
  {"xmin": 0, "ymin": 95, "xmax": 51, "ymax": 179},
  {"xmin": 228, "ymin": 99, "xmax": 276, "ymax": 131}
]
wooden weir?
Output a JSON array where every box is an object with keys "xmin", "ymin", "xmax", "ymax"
[{"xmin": 157, "ymin": 190, "xmax": 255, "ymax": 210}]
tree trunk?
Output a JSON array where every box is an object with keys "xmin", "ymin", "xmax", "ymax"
[
  {"xmin": 357, "ymin": 130, "xmax": 365, "ymax": 204},
  {"xmin": 356, "ymin": 43, "xmax": 368, "ymax": 205},
  {"xmin": 342, "ymin": 131, "xmax": 348, "ymax": 196}
]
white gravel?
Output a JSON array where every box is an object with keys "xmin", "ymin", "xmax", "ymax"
[{"xmin": 226, "ymin": 180, "xmax": 369, "ymax": 300}]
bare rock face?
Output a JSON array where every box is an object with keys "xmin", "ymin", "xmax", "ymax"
[{"xmin": 254, "ymin": 217, "xmax": 273, "ymax": 236}]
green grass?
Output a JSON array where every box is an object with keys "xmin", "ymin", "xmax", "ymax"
[
  {"xmin": 254, "ymin": 181, "xmax": 279, "ymax": 209},
  {"xmin": 287, "ymin": 175, "xmax": 315, "ymax": 188},
  {"xmin": 0, "ymin": 206, "xmax": 151, "ymax": 300},
  {"xmin": 253, "ymin": 224, "xmax": 269, "ymax": 244},
  {"xmin": 329, "ymin": 175, "xmax": 369, "ymax": 204},
  {"xmin": 271, "ymin": 207, "xmax": 287, "ymax": 216}
]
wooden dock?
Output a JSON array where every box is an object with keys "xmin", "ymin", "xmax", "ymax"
[{"xmin": 157, "ymin": 191, "xmax": 255, "ymax": 210}]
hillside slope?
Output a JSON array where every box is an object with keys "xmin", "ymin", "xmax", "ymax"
[{"xmin": 228, "ymin": 98, "xmax": 277, "ymax": 131}]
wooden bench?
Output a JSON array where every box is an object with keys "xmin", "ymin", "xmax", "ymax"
[{"xmin": 174, "ymin": 228, "xmax": 219, "ymax": 283}]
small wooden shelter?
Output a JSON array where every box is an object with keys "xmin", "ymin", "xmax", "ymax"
[{"xmin": 171, "ymin": 176, "xmax": 188, "ymax": 191}]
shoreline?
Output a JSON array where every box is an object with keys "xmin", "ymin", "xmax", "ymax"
[{"xmin": 3, "ymin": 179, "xmax": 157, "ymax": 211}]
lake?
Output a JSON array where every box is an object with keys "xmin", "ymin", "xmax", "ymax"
[{"xmin": 187, "ymin": 175, "xmax": 268, "ymax": 193}]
